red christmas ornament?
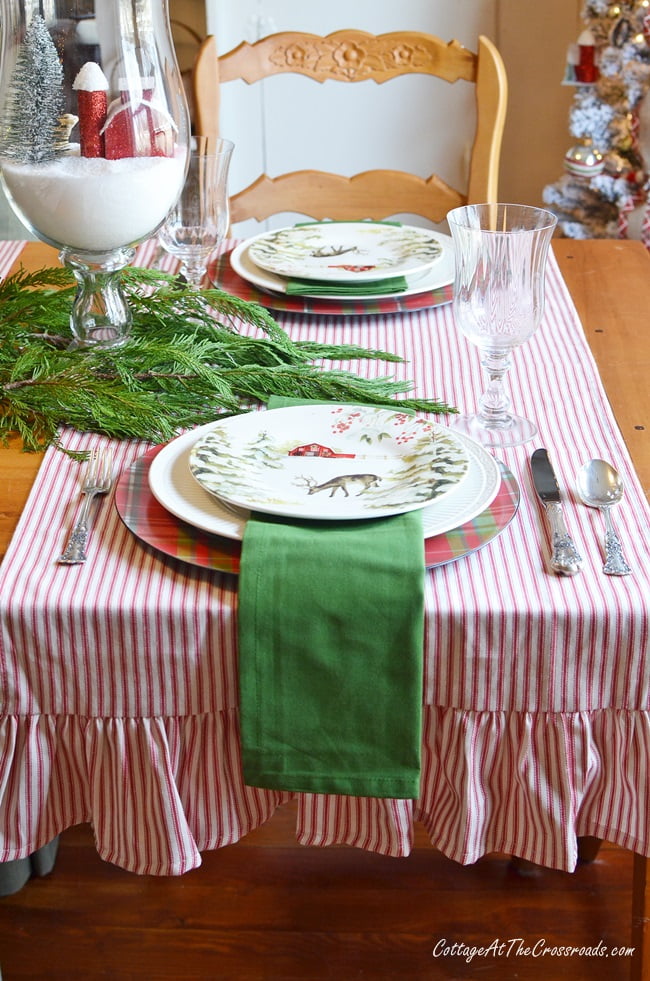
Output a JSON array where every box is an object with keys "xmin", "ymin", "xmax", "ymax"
[
  {"xmin": 103, "ymin": 103, "xmax": 175, "ymax": 159},
  {"xmin": 77, "ymin": 90, "xmax": 108, "ymax": 157},
  {"xmin": 575, "ymin": 29, "xmax": 599, "ymax": 84},
  {"xmin": 103, "ymin": 79, "xmax": 176, "ymax": 160},
  {"xmin": 72, "ymin": 63, "xmax": 109, "ymax": 158}
]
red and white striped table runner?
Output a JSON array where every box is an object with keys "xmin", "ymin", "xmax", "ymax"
[{"xmin": 0, "ymin": 240, "xmax": 648, "ymax": 875}]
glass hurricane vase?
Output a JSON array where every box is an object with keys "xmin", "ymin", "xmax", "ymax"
[
  {"xmin": 0, "ymin": 0, "xmax": 190, "ymax": 347},
  {"xmin": 447, "ymin": 203, "xmax": 557, "ymax": 448}
]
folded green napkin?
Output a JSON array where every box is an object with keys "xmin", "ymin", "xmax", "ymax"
[
  {"xmin": 285, "ymin": 275, "xmax": 408, "ymax": 296},
  {"xmin": 237, "ymin": 396, "xmax": 425, "ymax": 798}
]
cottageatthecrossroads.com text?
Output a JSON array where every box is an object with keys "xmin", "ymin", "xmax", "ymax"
[{"xmin": 432, "ymin": 938, "xmax": 635, "ymax": 964}]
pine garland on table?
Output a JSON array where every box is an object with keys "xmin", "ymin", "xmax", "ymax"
[
  {"xmin": 543, "ymin": 0, "xmax": 650, "ymax": 242},
  {"xmin": 0, "ymin": 265, "xmax": 456, "ymax": 454}
]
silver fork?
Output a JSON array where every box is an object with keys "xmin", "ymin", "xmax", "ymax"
[{"xmin": 58, "ymin": 448, "xmax": 114, "ymax": 564}]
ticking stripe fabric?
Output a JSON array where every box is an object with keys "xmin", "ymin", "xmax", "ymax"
[{"xmin": 0, "ymin": 241, "xmax": 648, "ymax": 875}]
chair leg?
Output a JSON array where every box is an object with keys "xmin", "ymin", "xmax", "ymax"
[
  {"xmin": 577, "ymin": 835, "xmax": 603, "ymax": 863},
  {"xmin": 508, "ymin": 855, "xmax": 544, "ymax": 877},
  {"xmin": 510, "ymin": 836, "xmax": 604, "ymax": 876},
  {"xmin": 631, "ymin": 853, "xmax": 648, "ymax": 981}
]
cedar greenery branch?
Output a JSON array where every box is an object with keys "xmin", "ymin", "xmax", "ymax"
[{"xmin": 0, "ymin": 265, "xmax": 456, "ymax": 454}]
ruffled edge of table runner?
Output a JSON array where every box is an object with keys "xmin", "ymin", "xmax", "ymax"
[{"xmin": 0, "ymin": 706, "xmax": 647, "ymax": 875}]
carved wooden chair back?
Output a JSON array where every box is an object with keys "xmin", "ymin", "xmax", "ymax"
[{"xmin": 192, "ymin": 30, "xmax": 508, "ymax": 226}]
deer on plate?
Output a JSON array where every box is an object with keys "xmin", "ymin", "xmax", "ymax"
[{"xmin": 294, "ymin": 474, "xmax": 381, "ymax": 498}]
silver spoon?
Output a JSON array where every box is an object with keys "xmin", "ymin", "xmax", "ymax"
[{"xmin": 576, "ymin": 459, "xmax": 632, "ymax": 576}]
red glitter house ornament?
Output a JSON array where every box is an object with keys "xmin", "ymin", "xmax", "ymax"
[
  {"xmin": 72, "ymin": 62, "xmax": 109, "ymax": 157},
  {"xmin": 575, "ymin": 28, "xmax": 599, "ymax": 84},
  {"xmin": 102, "ymin": 78, "xmax": 176, "ymax": 159}
]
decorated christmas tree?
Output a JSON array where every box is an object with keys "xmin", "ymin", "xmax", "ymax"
[
  {"xmin": 543, "ymin": 0, "xmax": 650, "ymax": 243},
  {"xmin": 0, "ymin": 15, "xmax": 66, "ymax": 163}
]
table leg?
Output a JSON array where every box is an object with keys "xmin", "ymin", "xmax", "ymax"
[
  {"xmin": 577, "ymin": 836, "xmax": 602, "ymax": 863},
  {"xmin": 631, "ymin": 853, "xmax": 648, "ymax": 981}
]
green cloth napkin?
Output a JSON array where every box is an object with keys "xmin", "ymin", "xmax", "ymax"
[
  {"xmin": 285, "ymin": 275, "xmax": 408, "ymax": 296},
  {"xmin": 237, "ymin": 396, "xmax": 425, "ymax": 798}
]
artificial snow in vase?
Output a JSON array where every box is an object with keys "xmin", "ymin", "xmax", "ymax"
[{"xmin": 0, "ymin": 2, "xmax": 190, "ymax": 347}]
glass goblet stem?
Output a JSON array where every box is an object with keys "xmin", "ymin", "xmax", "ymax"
[
  {"xmin": 476, "ymin": 350, "xmax": 515, "ymax": 429},
  {"xmin": 179, "ymin": 257, "xmax": 209, "ymax": 289}
]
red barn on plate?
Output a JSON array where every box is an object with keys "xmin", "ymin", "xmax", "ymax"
[{"xmin": 288, "ymin": 443, "xmax": 355, "ymax": 458}]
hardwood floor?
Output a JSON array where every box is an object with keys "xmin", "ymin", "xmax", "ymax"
[{"xmin": 0, "ymin": 803, "xmax": 637, "ymax": 980}]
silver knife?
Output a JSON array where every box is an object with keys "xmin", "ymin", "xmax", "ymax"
[{"xmin": 530, "ymin": 449, "xmax": 583, "ymax": 576}]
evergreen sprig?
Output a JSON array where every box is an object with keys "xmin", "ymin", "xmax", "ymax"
[{"xmin": 0, "ymin": 265, "xmax": 456, "ymax": 452}]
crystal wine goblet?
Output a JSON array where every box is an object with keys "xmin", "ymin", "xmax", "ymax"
[
  {"xmin": 158, "ymin": 138, "xmax": 233, "ymax": 288},
  {"xmin": 446, "ymin": 203, "xmax": 557, "ymax": 448}
]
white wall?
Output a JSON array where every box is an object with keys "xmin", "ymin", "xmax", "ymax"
[
  {"xmin": 0, "ymin": 0, "xmax": 583, "ymax": 238},
  {"xmin": 205, "ymin": 0, "xmax": 584, "ymax": 234},
  {"xmin": 207, "ymin": 0, "xmax": 497, "ymax": 234}
]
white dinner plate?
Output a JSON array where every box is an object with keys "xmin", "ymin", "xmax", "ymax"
[
  {"xmin": 148, "ymin": 417, "xmax": 501, "ymax": 542},
  {"xmin": 230, "ymin": 233, "xmax": 455, "ymax": 301},
  {"xmin": 246, "ymin": 222, "xmax": 444, "ymax": 283},
  {"xmin": 187, "ymin": 405, "xmax": 470, "ymax": 521}
]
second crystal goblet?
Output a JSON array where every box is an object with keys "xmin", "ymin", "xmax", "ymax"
[
  {"xmin": 159, "ymin": 138, "xmax": 234, "ymax": 288},
  {"xmin": 447, "ymin": 203, "xmax": 557, "ymax": 448}
]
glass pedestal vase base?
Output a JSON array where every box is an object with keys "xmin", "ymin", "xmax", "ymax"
[
  {"xmin": 61, "ymin": 247, "xmax": 136, "ymax": 349},
  {"xmin": 448, "ymin": 411, "xmax": 538, "ymax": 449}
]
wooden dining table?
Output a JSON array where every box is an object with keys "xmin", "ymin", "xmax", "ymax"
[{"xmin": 0, "ymin": 237, "xmax": 649, "ymax": 979}]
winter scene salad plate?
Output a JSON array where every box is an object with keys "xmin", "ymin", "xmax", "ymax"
[
  {"xmin": 188, "ymin": 405, "xmax": 470, "ymax": 521},
  {"xmin": 146, "ymin": 421, "xmax": 501, "ymax": 541},
  {"xmin": 246, "ymin": 222, "xmax": 444, "ymax": 283},
  {"xmin": 228, "ymin": 234, "xmax": 454, "ymax": 302}
]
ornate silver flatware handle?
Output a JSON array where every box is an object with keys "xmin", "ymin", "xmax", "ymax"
[
  {"xmin": 57, "ymin": 448, "xmax": 114, "ymax": 565},
  {"xmin": 602, "ymin": 508, "xmax": 632, "ymax": 576},
  {"xmin": 58, "ymin": 490, "xmax": 101, "ymax": 564},
  {"xmin": 545, "ymin": 501, "xmax": 583, "ymax": 576}
]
